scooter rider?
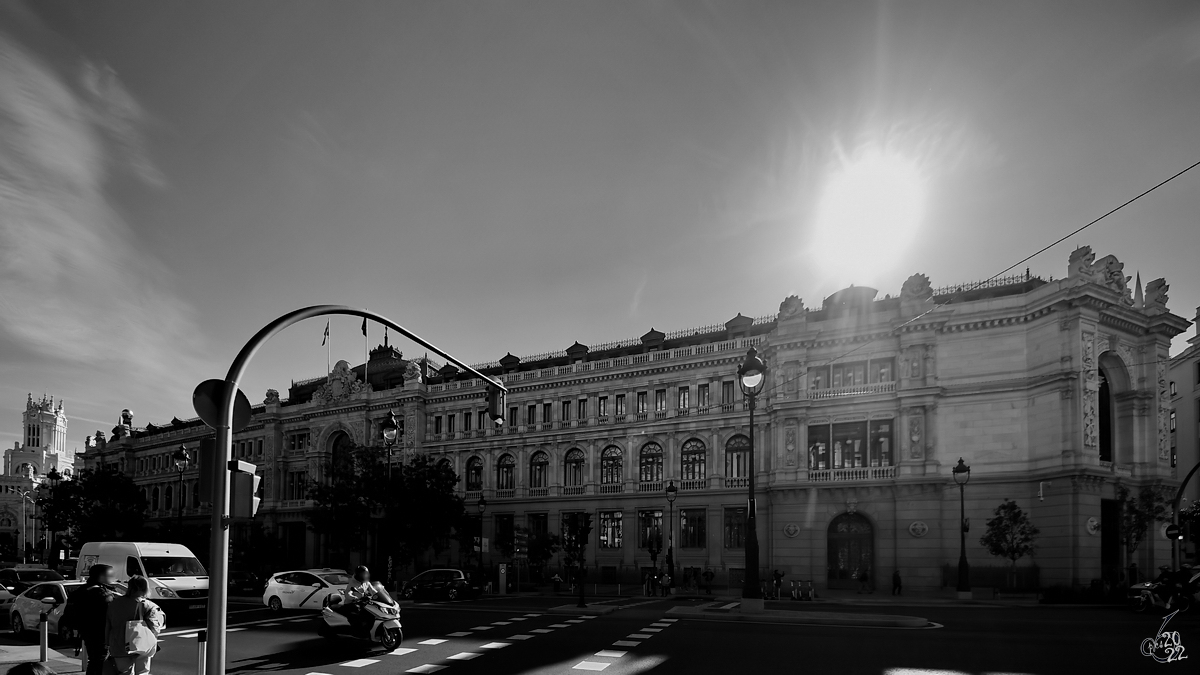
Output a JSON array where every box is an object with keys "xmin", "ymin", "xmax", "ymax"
[
  {"xmin": 340, "ymin": 566, "xmax": 382, "ymax": 632},
  {"xmin": 1152, "ymin": 565, "xmax": 1178, "ymax": 607}
]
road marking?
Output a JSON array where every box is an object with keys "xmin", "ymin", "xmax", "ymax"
[
  {"xmin": 548, "ymin": 623, "xmax": 570, "ymax": 628},
  {"xmin": 470, "ymin": 625, "xmax": 493, "ymax": 630},
  {"xmin": 508, "ymin": 634, "xmax": 535, "ymax": 640},
  {"xmin": 447, "ymin": 652, "xmax": 481, "ymax": 661},
  {"xmin": 406, "ymin": 666, "xmax": 446, "ymax": 674},
  {"xmin": 573, "ymin": 661, "xmax": 610, "ymax": 671},
  {"xmin": 446, "ymin": 632, "xmax": 472, "ymax": 637},
  {"xmin": 523, "ymin": 613, "xmax": 542, "ymax": 617},
  {"xmin": 628, "ymin": 633, "xmax": 651, "ymax": 639},
  {"xmin": 258, "ymin": 622, "xmax": 282, "ymax": 627},
  {"xmin": 227, "ymin": 628, "xmax": 246, "ymax": 633},
  {"xmin": 479, "ymin": 642, "xmax": 510, "ymax": 649},
  {"xmin": 530, "ymin": 628, "xmax": 554, "ymax": 633},
  {"xmin": 508, "ymin": 617, "xmax": 527, "ymax": 621},
  {"xmin": 649, "ymin": 623, "xmax": 670, "ymax": 627},
  {"xmin": 718, "ymin": 602, "xmax": 739, "ymax": 610},
  {"xmin": 417, "ymin": 639, "xmax": 447, "ymax": 645},
  {"xmin": 565, "ymin": 619, "xmax": 585, "ymax": 624},
  {"xmin": 290, "ymin": 617, "xmax": 311, "ymax": 622},
  {"xmin": 304, "ymin": 672, "xmax": 333, "ymax": 675},
  {"xmin": 578, "ymin": 616, "xmax": 597, "ymax": 619},
  {"xmin": 338, "ymin": 659, "xmax": 379, "ymax": 668},
  {"xmin": 612, "ymin": 640, "xmax": 639, "ymax": 647},
  {"xmin": 388, "ymin": 648, "xmax": 418, "ymax": 656},
  {"xmin": 491, "ymin": 621, "xmax": 512, "ymax": 625},
  {"xmin": 175, "ymin": 633, "xmax": 199, "ymax": 639},
  {"xmin": 595, "ymin": 650, "xmax": 626, "ymax": 658},
  {"xmin": 640, "ymin": 628, "xmax": 662, "ymax": 632},
  {"xmin": 659, "ymin": 619, "xmax": 677, "ymax": 622},
  {"xmin": 160, "ymin": 615, "xmax": 305, "ymax": 637}
]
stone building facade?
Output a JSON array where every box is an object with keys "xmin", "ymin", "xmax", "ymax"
[{"xmin": 80, "ymin": 245, "xmax": 1189, "ymax": 591}]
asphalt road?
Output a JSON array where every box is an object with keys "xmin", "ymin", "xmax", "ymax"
[{"xmin": 8, "ymin": 597, "xmax": 1199, "ymax": 674}]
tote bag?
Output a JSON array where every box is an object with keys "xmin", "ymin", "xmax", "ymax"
[{"xmin": 124, "ymin": 600, "xmax": 158, "ymax": 656}]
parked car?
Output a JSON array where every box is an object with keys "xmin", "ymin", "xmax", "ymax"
[
  {"xmin": 400, "ymin": 569, "xmax": 482, "ymax": 601},
  {"xmin": 262, "ymin": 569, "xmax": 351, "ymax": 611},
  {"xmin": 228, "ymin": 571, "xmax": 263, "ymax": 596},
  {"xmin": 0, "ymin": 567, "xmax": 65, "ymax": 596},
  {"xmin": 10, "ymin": 580, "xmax": 127, "ymax": 643},
  {"xmin": 56, "ymin": 558, "xmax": 79, "ymax": 580}
]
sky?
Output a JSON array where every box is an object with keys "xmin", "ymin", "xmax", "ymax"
[{"xmin": 1, "ymin": 0, "xmax": 1199, "ymax": 451}]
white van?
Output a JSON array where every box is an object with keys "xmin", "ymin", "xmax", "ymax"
[{"xmin": 77, "ymin": 542, "xmax": 208, "ymax": 616}]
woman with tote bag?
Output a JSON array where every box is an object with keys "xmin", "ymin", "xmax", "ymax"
[{"xmin": 105, "ymin": 576, "xmax": 165, "ymax": 675}]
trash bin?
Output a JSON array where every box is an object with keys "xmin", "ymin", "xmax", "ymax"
[{"xmin": 552, "ymin": 574, "xmax": 563, "ymax": 593}]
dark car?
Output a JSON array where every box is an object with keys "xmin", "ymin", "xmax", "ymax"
[
  {"xmin": 0, "ymin": 568, "xmax": 65, "ymax": 595},
  {"xmin": 400, "ymin": 568, "xmax": 482, "ymax": 601},
  {"xmin": 227, "ymin": 571, "xmax": 262, "ymax": 595}
]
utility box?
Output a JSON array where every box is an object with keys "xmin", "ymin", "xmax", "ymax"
[{"xmin": 498, "ymin": 564, "xmax": 507, "ymax": 595}]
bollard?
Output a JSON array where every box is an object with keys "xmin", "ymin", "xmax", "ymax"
[
  {"xmin": 39, "ymin": 612, "xmax": 48, "ymax": 663},
  {"xmin": 197, "ymin": 629, "xmax": 207, "ymax": 675}
]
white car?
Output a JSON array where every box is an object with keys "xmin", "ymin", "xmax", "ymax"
[
  {"xmin": 10, "ymin": 580, "xmax": 127, "ymax": 643},
  {"xmin": 263, "ymin": 569, "xmax": 351, "ymax": 611}
]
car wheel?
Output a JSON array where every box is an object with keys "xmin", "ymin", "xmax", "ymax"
[
  {"xmin": 268, "ymin": 596, "xmax": 283, "ymax": 612},
  {"xmin": 402, "ymin": 587, "xmax": 414, "ymax": 600},
  {"xmin": 446, "ymin": 587, "xmax": 459, "ymax": 601},
  {"xmin": 10, "ymin": 613, "xmax": 24, "ymax": 637}
]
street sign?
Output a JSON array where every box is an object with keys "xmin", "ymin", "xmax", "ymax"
[
  {"xmin": 1166, "ymin": 523, "xmax": 1182, "ymax": 540},
  {"xmin": 192, "ymin": 380, "xmax": 253, "ymax": 432}
]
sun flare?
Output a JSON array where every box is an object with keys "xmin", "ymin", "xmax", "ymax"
[{"xmin": 810, "ymin": 149, "xmax": 926, "ymax": 282}]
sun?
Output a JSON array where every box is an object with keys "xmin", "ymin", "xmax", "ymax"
[{"xmin": 810, "ymin": 148, "xmax": 926, "ymax": 282}]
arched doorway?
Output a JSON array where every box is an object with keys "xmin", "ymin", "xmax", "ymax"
[
  {"xmin": 827, "ymin": 513, "xmax": 873, "ymax": 589},
  {"xmin": 1097, "ymin": 352, "xmax": 1132, "ymax": 465}
]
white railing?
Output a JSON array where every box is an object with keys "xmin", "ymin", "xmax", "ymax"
[
  {"xmin": 495, "ymin": 489, "xmax": 514, "ymax": 499},
  {"xmin": 724, "ymin": 477, "xmax": 749, "ymax": 488},
  {"xmin": 562, "ymin": 485, "xmax": 585, "ymax": 496},
  {"xmin": 808, "ymin": 466, "xmax": 897, "ymax": 482},
  {"xmin": 465, "ymin": 490, "xmax": 482, "ymax": 500},
  {"xmin": 529, "ymin": 487, "xmax": 549, "ymax": 497},
  {"xmin": 806, "ymin": 381, "xmax": 896, "ymax": 400},
  {"xmin": 600, "ymin": 483, "xmax": 624, "ymax": 495},
  {"xmin": 679, "ymin": 479, "xmax": 705, "ymax": 491},
  {"xmin": 638, "ymin": 481, "xmax": 663, "ymax": 493}
]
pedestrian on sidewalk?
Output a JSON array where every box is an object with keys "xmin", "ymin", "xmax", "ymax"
[
  {"xmin": 892, "ymin": 569, "xmax": 902, "ymax": 596},
  {"xmin": 856, "ymin": 568, "xmax": 870, "ymax": 594},
  {"xmin": 772, "ymin": 570, "xmax": 784, "ymax": 600},
  {"xmin": 105, "ymin": 576, "xmax": 165, "ymax": 675},
  {"xmin": 64, "ymin": 564, "xmax": 117, "ymax": 675},
  {"xmin": 703, "ymin": 568, "xmax": 714, "ymax": 595},
  {"xmin": 659, "ymin": 571, "xmax": 671, "ymax": 597}
]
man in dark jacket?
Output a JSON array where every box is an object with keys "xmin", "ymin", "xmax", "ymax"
[{"xmin": 64, "ymin": 564, "xmax": 117, "ymax": 675}]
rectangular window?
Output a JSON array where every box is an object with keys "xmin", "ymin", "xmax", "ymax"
[
  {"xmin": 478, "ymin": 411, "xmax": 488, "ymax": 430},
  {"xmin": 808, "ymin": 424, "xmax": 830, "ymax": 470},
  {"xmin": 599, "ymin": 511, "xmax": 623, "ymax": 549},
  {"xmin": 286, "ymin": 471, "xmax": 308, "ymax": 500},
  {"xmin": 724, "ymin": 507, "xmax": 746, "ymax": 549},
  {"xmin": 446, "ymin": 414, "xmax": 455, "ymax": 435},
  {"xmin": 638, "ymin": 510, "xmax": 663, "ymax": 549},
  {"xmin": 287, "ymin": 432, "xmax": 310, "ymax": 453},
  {"xmin": 722, "ymin": 381, "xmax": 735, "ymax": 404},
  {"xmin": 543, "ymin": 402, "xmax": 553, "ymax": 424},
  {"xmin": 508, "ymin": 406, "xmax": 518, "ymax": 427},
  {"xmin": 654, "ymin": 389, "xmax": 666, "ymax": 412},
  {"xmin": 599, "ymin": 397, "xmax": 608, "ymax": 417},
  {"xmin": 698, "ymin": 383, "xmax": 710, "ymax": 407},
  {"xmin": 869, "ymin": 420, "xmax": 893, "ymax": 467},
  {"xmin": 463, "ymin": 411, "xmax": 471, "ymax": 433},
  {"xmin": 679, "ymin": 509, "xmax": 706, "ymax": 548},
  {"xmin": 1170, "ymin": 381, "xmax": 1177, "ymax": 396},
  {"xmin": 832, "ymin": 421, "xmax": 868, "ymax": 469},
  {"xmin": 832, "ymin": 362, "xmax": 868, "ymax": 388},
  {"xmin": 434, "ymin": 416, "xmax": 443, "ymax": 435},
  {"xmin": 616, "ymin": 394, "xmax": 627, "ymax": 415},
  {"xmin": 528, "ymin": 513, "xmax": 548, "ymax": 538},
  {"xmin": 870, "ymin": 358, "xmax": 896, "ymax": 383},
  {"xmin": 495, "ymin": 514, "xmax": 515, "ymax": 554},
  {"xmin": 1171, "ymin": 410, "xmax": 1177, "ymax": 432},
  {"xmin": 562, "ymin": 401, "xmax": 571, "ymax": 421},
  {"xmin": 678, "ymin": 386, "xmax": 690, "ymax": 409},
  {"xmin": 578, "ymin": 399, "xmax": 587, "ymax": 419},
  {"xmin": 636, "ymin": 392, "xmax": 647, "ymax": 414},
  {"xmin": 809, "ymin": 366, "xmax": 827, "ymax": 390},
  {"xmin": 257, "ymin": 439, "xmax": 264, "ymax": 456},
  {"xmin": 527, "ymin": 405, "xmax": 536, "ymax": 426}
]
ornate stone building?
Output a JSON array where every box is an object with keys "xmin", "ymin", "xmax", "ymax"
[
  {"xmin": 1, "ymin": 395, "xmax": 81, "ymax": 560},
  {"xmin": 80, "ymin": 246, "xmax": 1189, "ymax": 591}
]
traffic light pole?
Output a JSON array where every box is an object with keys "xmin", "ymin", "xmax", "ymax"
[{"xmin": 203, "ymin": 305, "xmax": 506, "ymax": 675}]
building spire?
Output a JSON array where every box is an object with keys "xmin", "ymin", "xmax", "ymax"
[{"xmin": 1134, "ymin": 271, "xmax": 1144, "ymax": 308}]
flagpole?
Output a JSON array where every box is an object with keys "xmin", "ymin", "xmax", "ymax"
[
  {"xmin": 363, "ymin": 317, "xmax": 369, "ymax": 389},
  {"xmin": 326, "ymin": 322, "xmax": 331, "ymax": 383}
]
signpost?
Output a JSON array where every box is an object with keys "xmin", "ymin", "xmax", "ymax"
[{"xmin": 513, "ymin": 531, "xmax": 529, "ymax": 594}]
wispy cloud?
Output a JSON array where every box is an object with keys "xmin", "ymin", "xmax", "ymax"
[{"xmin": 0, "ymin": 23, "xmax": 207, "ymax": 406}]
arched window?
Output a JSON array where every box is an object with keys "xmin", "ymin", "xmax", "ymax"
[
  {"xmin": 165, "ymin": 485, "xmax": 174, "ymax": 510},
  {"xmin": 0, "ymin": 516, "xmax": 13, "ymax": 528},
  {"xmin": 639, "ymin": 443, "xmax": 663, "ymax": 483},
  {"xmin": 497, "ymin": 454, "xmax": 516, "ymax": 490},
  {"xmin": 564, "ymin": 449, "xmax": 585, "ymax": 487},
  {"xmin": 725, "ymin": 435, "xmax": 750, "ymax": 478},
  {"xmin": 530, "ymin": 451, "xmax": 549, "ymax": 489},
  {"xmin": 601, "ymin": 446, "xmax": 623, "ymax": 485},
  {"xmin": 330, "ymin": 432, "xmax": 355, "ymax": 474},
  {"xmin": 466, "ymin": 457, "xmax": 483, "ymax": 491},
  {"xmin": 681, "ymin": 438, "xmax": 706, "ymax": 481},
  {"xmin": 436, "ymin": 458, "xmax": 453, "ymax": 474},
  {"xmin": 192, "ymin": 480, "xmax": 201, "ymax": 507},
  {"xmin": 180, "ymin": 483, "xmax": 187, "ymax": 509},
  {"xmin": 151, "ymin": 486, "xmax": 160, "ymax": 511}
]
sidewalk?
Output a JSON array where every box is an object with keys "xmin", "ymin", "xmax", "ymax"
[
  {"xmin": 0, "ymin": 645, "xmax": 81, "ymax": 675},
  {"xmin": 665, "ymin": 602, "xmax": 928, "ymax": 627}
]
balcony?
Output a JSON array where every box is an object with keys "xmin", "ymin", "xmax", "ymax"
[
  {"xmin": 495, "ymin": 489, "xmax": 514, "ymax": 499},
  {"xmin": 529, "ymin": 487, "xmax": 549, "ymax": 497},
  {"xmin": 465, "ymin": 490, "xmax": 482, "ymax": 501},
  {"xmin": 654, "ymin": 411, "xmax": 668, "ymax": 421},
  {"xmin": 679, "ymin": 479, "xmax": 705, "ymax": 491},
  {"xmin": 635, "ymin": 412, "xmax": 648, "ymax": 422},
  {"xmin": 724, "ymin": 477, "xmax": 749, "ymax": 488},
  {"xmin": 808, "ymin": 466, "xmax": 897, "ymax": 482},
  {"xmin": 597, "ymin": 416, "xmax": 609, "ymax": 425},
  {"xmin": 562, "ymin": 485, "xmax": 585, "ymax": 496},
  {"xmin": 638, "ymin": 481, "xmax": 663, "ymax": 493},
  {"xmin": 600, "ymin": 483, "xmax": 624, "ymax": 495},
  {"xmin": 806, "ymin": 381, "xmax": 896, "ymax": 400}
]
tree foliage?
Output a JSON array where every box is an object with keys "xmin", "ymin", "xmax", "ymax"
[
  {"xmin": 561, "ymin": 513, "xmax": 592, "ymax": 573},
  {"xmin": 979, "ymin": 499, "xmax": 1040, "ymax": 582},
  {"xmin": 38, "ymin": 467, "xmax": 147, "ymax": 548},
  {"xmin": 1116, "ymin": 484, "xmax": 1170, "ymax": 558},
  {"xmin": 308, "ymin": 444, "xmax": 466, "ymax": 571}
]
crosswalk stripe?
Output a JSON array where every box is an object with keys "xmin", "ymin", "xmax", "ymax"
[
  {"xmin": 565, "ymin": 619, "xmax": 585, "ymax": 624},
  {"xmin": 338, "ymin": 659, "xmax": 379, "ymax": 668},
  {"xmin": 405, "ymin": 666, "xmax": 446, "ymax": 674},
  {"xmin": 508, "ymin": 634, "xmax": 535, "ymax": 640},
  {"xmin": 479, "ymin": 642, "xmax": 510, "ymax": 649},
  {"xmin": 447, "ymin": 652, "xmax": 481, "ymax": 660},
  {"xmin": 523, "ymin": 613, "xmax": 542, "ymax": 617},
  {"xmin": 641, "ymin": 628, "xmax": 662, "ymax": 632},
  {"xmin": 719, "ymin": 602, "xmax": 739, "ymax": 610},
  {"xmin": 388, "ymin": 648, "xmax": 418, "ymax": 656},
  {"xmin": 508, "ymin": 617, "xmax": 528, "ymax": 621},
  {"xmin": 649, "ymin": 623, "xmax": 670, "ymax": 627},
  {"xmin": 628, "ymin": 633, "xmax": 651, "ymax": 639},
  {"xmin": 548, "ymin": 624, "xmax": 570, "ymax": 628},
  {"xmin": 446, "ymin": 632, "xmax": 472, "ymax": 637},
  {"xmin": 659, "ymin": 619, "xmax": 678, "ymax": 622},
  {"xmin": 612, "ymin": 640, "xmax": 639, "ymax": 647},
  {"xmin": 573, "ymin": 661, "xmax": 610, "ymax": 671},
  {"xmin": 530, "ymin": 628, "xmax": 554, "ymax": 633},
  {"xmin": 417, "ymin": 639, "xmax": 447, "ymax": 645},
  {"xmin": 595, "ymin": 650, "xmax": 626, "ymax": 658},
  {"xmin": 491, "ymin": 621, "xmax": 512, "ymax": 625},
  {"xmin": 470, "ymin": 625, "xmax": 493, "ymax": 630}
]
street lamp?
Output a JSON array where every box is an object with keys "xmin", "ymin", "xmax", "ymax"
[
  {"xmin": 665, "ymin": 481, "xmax": 677, "ymax": 595},
  {"xmin": 17, "ymin": 489, "xmax": 34, "ymax": 564},
  {"xmin": 45, "ymin": 469, "xmax": 60, "ymax": 563},
  {"xmin": 477, "ymin": 496, "xmax": 488, "ymax": 571},
  {"xmin": 953, "ymin": 457, "xmax": 972, "ymax": 596},
  {"xmin": 737, "ymin": 347, "xmax": 767, "ymax": 602},
  {"xmin": 647, "ymin": 524, "xmax": 661, "ymax": 596},
  {"xmin": 173, "ymin": 446, "xmax": 191, "ymax": 529},
  {"xmin": 381, "ymin": 410, "xmax": 399, "ymax": 477}
]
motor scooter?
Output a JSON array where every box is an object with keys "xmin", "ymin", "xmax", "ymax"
[
  {"xmin": 1129, "ymin": 565, "xmax": 1200, "ymax": 614},
  {"xmin": 319, "ymin": 583, "xmax": 403, "ymax": 650}
]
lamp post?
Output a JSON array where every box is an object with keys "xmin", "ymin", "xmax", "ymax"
[
  {"xmin": 172, "ymin": 446, "xmax": 191, "ymax": 530},
  {"xmin": 647, "ymin": 524, "xmax": 661, "ymax": 596},
  {"xmin": 953, "ymin": 458, "xmax": 972, "ymax": 597},
  {"xmin": 17, "ymin": 489, "xmax": 34, "ymax": 564},
  {"xmin": 477, "ymin": 496, "xmax": 488, "ymax": 571},
  {"xmin": 737, "ymin": 348, "xmax": 767, "ymax": 604},
  {"xmin": 381, "ymin": 410, "xmax": 399, "ymax": 477},
  {"xmin": 45, "ymin": 469, "xmax": 60, "ymax": 564},
  {"xmin": 665, "ymin": 481, "xmax": 677, "ymax": 595}
]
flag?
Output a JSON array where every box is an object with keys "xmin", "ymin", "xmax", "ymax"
[
  {"xmin": 361, "ymin": 317, "xmax": 367, "ymax": 336},
  {"xmin": 322, "ymin": 322, "xmax": 329, "ymax": 346}
]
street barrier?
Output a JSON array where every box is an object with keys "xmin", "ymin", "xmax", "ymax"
[
  {"xmin": 197, "ymin": 629, "xmax": 207, "ymax": 675},
  {"xmin": 39, "ymin": 612, "xmax": 48, "ymax": 663}
]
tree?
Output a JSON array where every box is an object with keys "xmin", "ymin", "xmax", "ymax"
[
  {"xmin": 307, "ymin": 445, "xmax": 378, "ymax": 560},
  {"xmin": 561, "ymin": 513, "xmax": 592, "ymax": 607},
  {"xmin": 498, "ymin": 526, "xmax": 561, "ymax": 583},
  {"xmin": 979, "ymin": 499, "xmax": 1039, "ymax": 588},
  {"xmin": 39, "ymin": 467, "xmax": 148, "ymax": 548},
  {"xmin": 1116, "ymin": 484, "xmax": 1170, "ymax": 564}
]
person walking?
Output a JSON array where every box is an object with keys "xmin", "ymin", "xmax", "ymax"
[
  {"xmin": 856, "ymin": 568, "xmax": 870, "ymax": 594},
  {"xmin": 892, "ymin": 569, "xmax": 902, "ymax": 596},
  {"xmin": 106, "ymin": 576, "xmax": 165, "ymax": 675},
  {"xmin": 659, "ymin": 570, "xmax": 671, "ymax": 597},
  {"xmin": 702, "ymin": 568, "xmax": 714, "ymax": 595},
  {"xmin": 772, "ymin": 570, "xmax": 785, "ymax": 600},
  {"xmin": 64, "ymin": 564, "xmax": 117, "ymax": 675}
]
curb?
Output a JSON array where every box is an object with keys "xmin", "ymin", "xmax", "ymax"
[{"xmin": 665, "ymin": 605, "xmax": 929, "ymax": 627}]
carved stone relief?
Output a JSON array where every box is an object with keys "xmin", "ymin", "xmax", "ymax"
[
  {"xmin": 310, "ymin": 361, "xmax": 365, "ymax": 405},
  {"xmin": 908, "ymin": 414, "xmax": 923, "ymax": 460},
  {"xmin": 784, "ymin": 424, "xmax": 798, "ymax": 468},
  {"xmin": 1159, "ymin": 361, "xmax": 1171, "ymax": 460},
  {"xmin": 1082, "ymin": 332, "xmax": 1097, "ymax": 448}
]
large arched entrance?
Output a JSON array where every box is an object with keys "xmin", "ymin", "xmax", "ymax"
[
  {"xmin": 827, "ymin": 513, "xmax": 873, "ymax": 589},
  {"xmin": 1097, "ymin": 351, "xmax": 1132, "ymax": 587}
]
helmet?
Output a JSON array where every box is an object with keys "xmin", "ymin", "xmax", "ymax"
[
  {"xmin": 355, "ymin": 565, "xmax": 370, "ymax": 582},
  {"xmin": 1160, "ymin": 565, "xmax": 1172, "ymax": 572}
]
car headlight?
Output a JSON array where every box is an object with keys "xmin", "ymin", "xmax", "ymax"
[{"xmin": 155, "ymin": 587, "xmax": 178, "ymax": 599}]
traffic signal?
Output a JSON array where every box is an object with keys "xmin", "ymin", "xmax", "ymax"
[
  {"xmin": 486, "ymin": 385, "xmax": 506, "ymax": 426},
  {"xmin": 198, "ymin": 437, "xmax": 215, "ymax": 503},
  {"xmin": 229, "ymin": 461, "xmax": 261, "ymax": 519},
  {"xmin": 578, "ymin": 513, "xmax": 593, "ymax": 545}
]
